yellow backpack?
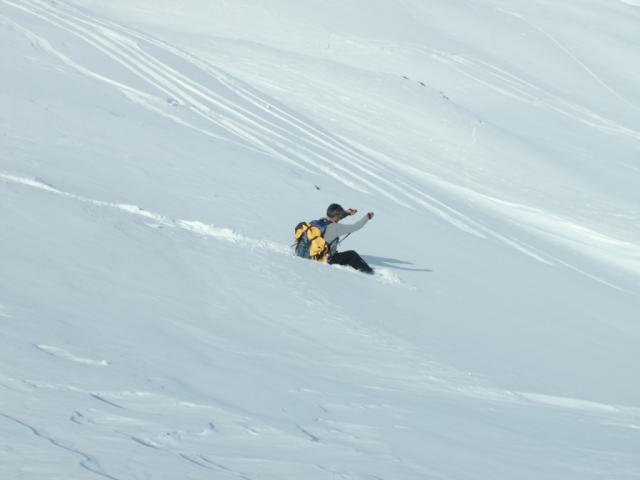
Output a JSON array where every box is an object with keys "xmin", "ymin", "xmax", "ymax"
[{"xmin": 293, "ymin": 219, "xmax": 332, "ymax": 263}]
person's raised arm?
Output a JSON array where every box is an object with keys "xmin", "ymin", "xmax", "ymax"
[{"xmin": 332, "ymin": 211, "xmax": 374, "ymax": 236}]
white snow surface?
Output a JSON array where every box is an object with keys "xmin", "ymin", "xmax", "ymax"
[{"xmin": 2, "ymin": 0, "xmax": 640, "ymax": 478}]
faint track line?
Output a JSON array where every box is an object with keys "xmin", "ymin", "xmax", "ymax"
[{"xmin": 0, "ymin": 412, "xmax": 121, "ymax": 480}]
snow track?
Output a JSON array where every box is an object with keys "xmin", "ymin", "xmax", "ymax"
[
  {"xmin": 433, "ymin": 48, "xmax": 640, "ymax": 142},
  {"xmin": 4, "ymin": 0, "xmax": 422, "ymax": 201},
  {"xmin": 0, "ymin": 171, "xmax": 406, "ymax": 285},
  {"xmin": 0, "ymin": 171, "xmax": 289, "ymax": 254},
  {"xmin": 34, "ymin": 344, "xmax": 111, "ymax": 366},
  {"xmin": 0, "ymin": 412, "xmax": 121, "ymax": 480}
]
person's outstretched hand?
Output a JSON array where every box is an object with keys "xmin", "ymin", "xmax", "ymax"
[{"xmin": 367, "ymin": 212, "xmax": 375, "ymax": 220}]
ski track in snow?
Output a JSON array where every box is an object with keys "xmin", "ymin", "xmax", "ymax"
[
  {"xmin": 5, "ymin": 376, "xmax": 404, "ymax": 478},
  {"xmin": 0, "ymin": 171, "xmax": 287, "ymax": 254},
  {"xmin": 453, "ymin": 385, "xmax": 640, "ymax": 433},
  {"xmin": 19, "ymin": 380, "xmax": 225, "ymax": 424},
  {"xmin": 1, "ymin": 0, "xmax": 578, "ymax": 271},
  {"xmin": 0, "ymin": 412, "xmax": 122, "ymax": 480},
  {"xmin": 14, "ymin": 362, "xmax": 640, "ymax": 425},
  {"xmin": 6, "ymin": 371, "xmax": 640, "ymax": 479},
  {"xmin": 0, "ymin": 171, "xmax": 408, "ymax": 286},
  {"xmin": 431, "ymin": 44, "xmax": 640, "ymax": 141},
  {"xmin": 35, "ymin": 344, "xmax": 111, "ymax": 366},
  {"xmin": 496, "ymin": 7, "xmax": 640, "ymax": 114}
]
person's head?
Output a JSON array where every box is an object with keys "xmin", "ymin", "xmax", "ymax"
[{"xmin": 327, "ymin": 203, "xmax": 348, "ymax": 222}]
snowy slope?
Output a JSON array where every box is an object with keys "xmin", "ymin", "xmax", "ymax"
[{"xmin": 2, "ymin": 0, "xmax": 640, "ymax": 478}]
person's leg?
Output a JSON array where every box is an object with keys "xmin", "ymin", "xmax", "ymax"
[{"xmin": 329, "ymin": 250, "xmax": 374, "ymax": 274}]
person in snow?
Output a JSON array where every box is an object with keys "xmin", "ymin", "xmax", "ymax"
[{"xmin": 324, "ymin": 203, "xmax": 375, "ymax": 274}]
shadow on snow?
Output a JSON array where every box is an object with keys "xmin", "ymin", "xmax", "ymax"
[{"xmin": 363, "ymin": 255, "xmax": 433, "ymax": 272}]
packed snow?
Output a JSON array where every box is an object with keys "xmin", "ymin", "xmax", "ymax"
[{"xmin": 2, "ymin": 0, "xmax": 640, "ymax": 478}]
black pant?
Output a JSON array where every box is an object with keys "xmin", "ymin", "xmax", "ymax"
[{"xmin": 329, "ymin": 250, "xmax": 374, "ymax": 274}]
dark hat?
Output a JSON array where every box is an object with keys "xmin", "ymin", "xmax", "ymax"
[{"xmin": 327, "ymin": 203, "xmax": 347, "ymax": 218}]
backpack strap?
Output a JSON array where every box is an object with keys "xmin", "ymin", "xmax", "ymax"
[
  {"xmin": 310, "ymin": 218, "xmax": 331, "ymax": 233},
  {"xmin": 312, "ymin": 218, "xmax": 339, "ymax": 258}
]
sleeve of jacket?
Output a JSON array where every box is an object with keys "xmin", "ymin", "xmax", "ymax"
[{"xmin": 332, "ymin": 215, "xmax": 369, "ymax": 236}]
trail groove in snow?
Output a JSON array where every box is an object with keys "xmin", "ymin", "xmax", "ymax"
[
  {"xmin": 0, "ymin": 171, "xmax": 288, "ymax": 253},
  {"xmin": 0, "ymin": 413, "xmax": 121, "ymax": 480},
  {"xmin": 456, "ymin": 385, "xmax": 640, "ymax": 417},
  {"xmin": 35, "ymin": 344, "xmax": 111, "ymax": 366},
  {"xmin": 0, "ymin": 171, "xmax": 412, "ymax": 287},
  {"xmin": 4, "ymin": 0, "xmax": 408, "ymax": 198},
  {"xmin": 433, "ymin": 46, "xmax": 640, "ymax": 141}
]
